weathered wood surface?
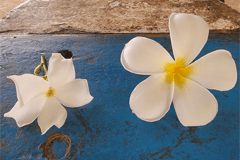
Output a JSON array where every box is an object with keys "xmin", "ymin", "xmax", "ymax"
[
  {"xmin": 0, "ymin": 34, "xmax": 239, "ymax": 159},
  {"xmin": 0, "ymin": 0, "xmax": 239, "ymax": 34}
]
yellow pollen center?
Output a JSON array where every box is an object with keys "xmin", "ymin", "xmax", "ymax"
[
  {"xmin": 45, "ymin": 87, "xmax": 55, "ymax": 98},
  {"xmin": 164, "ymin": 59, "xmax": 192, "ymax": 88}
]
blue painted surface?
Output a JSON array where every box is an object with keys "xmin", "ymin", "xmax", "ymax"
[{"xmin": 0, "ymin": 34, "xmax": 239, "ymax": 159}]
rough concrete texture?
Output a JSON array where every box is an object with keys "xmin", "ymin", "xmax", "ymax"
[
  {"xmin": 224, "ymin": 0, "xmax": 240, "ymax": 12},
  {"xmin": 0, "ymin": 0, "xmax": 27, "ymax": 18},
  {"xmin": 0, "ymin": 0, "xmax": 239, "ymax": 34}
]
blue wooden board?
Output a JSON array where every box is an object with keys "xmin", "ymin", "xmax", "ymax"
[{"xmin": 0, "ymin": 34, "xmax": 239, "ymax": 159}]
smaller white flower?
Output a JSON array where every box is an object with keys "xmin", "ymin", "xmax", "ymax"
[
  {"xmin": 121, "ymin": 13, "xmax": 237, "ymax": 126},
  {"xmin": 4, "ymin": 53, "xmax": 93, "ymax": 135}
]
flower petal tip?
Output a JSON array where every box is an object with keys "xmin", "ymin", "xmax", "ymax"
[
  {"xmin": 40, "ymin": 126, "xmax": 51, "ymax": 135},
  {"xmin": 90, "ymin": 95, "xmax": 94, "ymax": 101},
  {"xmin": 16, "ymin": 123, "xmax": 24, "ymax": 128},
  {"xmin": 84, "ymin": 95, "xmax": 94, "ymax": 106},
  {"xmin": 3, "ymin": 113, "xmax": 9, "ymax": 117},
  {"xmin": 41, "ymin": 131, "xmax": 47, "ymax": 135},
  {"xmin": 170, "ymin": 13, "xmax": 177, "ymax": 17},
  {"xmin": 7, "ymin": 75, "xmax": 16, "ymax": 79},
  {"xmin": 3, "ymin": 113, "xmax": 24, "ymax": 127},
  {"xmin": 136, "ymin": 114, "xmax": 162, "ymax": 123},
  {"xmin": 178, "ymin": 111, "xmax": 218, "ymax": 127}
]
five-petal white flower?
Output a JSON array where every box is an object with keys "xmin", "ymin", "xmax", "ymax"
[
  {"xmin": 4, "ymin": 53, "xmax": 93, "ymax": 134},
  {"xmin": 121, "ymin": 13, "xmax": 237, "ymax": 126}
]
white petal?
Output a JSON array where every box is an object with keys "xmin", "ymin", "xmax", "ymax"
[
  {"xmin": 55, "ymin": 79, "xmax": 93, "ymax": 108},
  {"xmin": 37, "ymin": 98, "xmax": 67, "ymax": 135},
  {"xmin": 173, "ymin": 78, "xmax": 218, "ymax": 126},
  {"xmin": 8, "ymin": 74, "xmax": 49, "ymax": 104},
  {"xmin": 4, "ymin": 101, "xmax": 22, "ymax": 117},
  {"xmin": 130, "ymin": 73, "xmax": 174, "ymax": 122},
  {"xmin": 188, "ymin": 50, "xmax": 237, "ymax": 91},
  {"xmin": 121, "ymin": 37, "xmax": 174, "ymax": 75},
  {"xmin": 12, "ymin": 80, "xmax": 23, "ymax": 107},
  {"xmin": 169, "ymin": 13, "xmax": 209, "ymax": 65},
  {"xmin": 47, "ymin": 53, "xmax": 75, "ymax": 88},
  {"xmin": 4, "ymin": 96, "xmax": 47, "ymax": 127}
]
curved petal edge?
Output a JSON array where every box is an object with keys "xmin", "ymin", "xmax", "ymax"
[
  {"xmin": 130, "ymin": 73, "xmax": 174, "ymax": 122},
  {"xmin": 173, "ymin": 78, "xmax": 218, "ymax": 126},
  {"xmin": 121, "ymin": 37, "xmax": 174, "ymax": 75}
]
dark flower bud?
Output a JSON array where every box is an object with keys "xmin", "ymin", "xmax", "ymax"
[{"xmin": 58, "ymin": 50, "xmax": 73, "ymax": 59}]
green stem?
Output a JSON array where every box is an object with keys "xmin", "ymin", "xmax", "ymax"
[
  {"xmin": 34, "ymin": 55, "xmax": 48, "ymax": 81},
  {"xmin": 34, "ymin": 64, "xmax": 42, "ymax": 75},
  {"xmin": 41, "ymin": 55, "xmax": 48, "ymax": 75}
]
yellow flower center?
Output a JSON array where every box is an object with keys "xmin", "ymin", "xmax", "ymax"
[
  {"xmin": 45, "ymin": 87, "xmax": 55, "ymax": 98},
  {"xmin": 164, "ymin": 59, "xmax": 192, "ymax": 88}
]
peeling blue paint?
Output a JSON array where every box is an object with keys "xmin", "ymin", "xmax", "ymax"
[{"xmin": 0, "ymin": 34, "xmax": 239, "ymax": 159}]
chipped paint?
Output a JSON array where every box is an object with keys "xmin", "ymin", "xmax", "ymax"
[{"xmin": 0, "ymin": 34, "xmax": 239, "ymax": 159}]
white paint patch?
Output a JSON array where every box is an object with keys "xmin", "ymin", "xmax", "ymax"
[
  {"xmin": 209, "ymin": 18, "xmax": 237, "ymax": 30},
  {"xmin": 109, "ymin": 1, "xmax": 120, "ymax": 8},
  {"xmin": 13, "ymin": 0, "xmax": 31, "ymax": 10}
]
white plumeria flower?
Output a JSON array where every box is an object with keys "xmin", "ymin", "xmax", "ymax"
[
  {"xmin": 121, "ymin": 13, "xmax": 237, "ymax": 126},
  {"xmin": 4, "ymin": 53, "xmax": 93, "ymax": 134}
]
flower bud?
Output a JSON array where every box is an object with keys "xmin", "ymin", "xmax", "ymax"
[{"xmin": 58, "ymin": 50, "xmax": 73, "ymax": 59}]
